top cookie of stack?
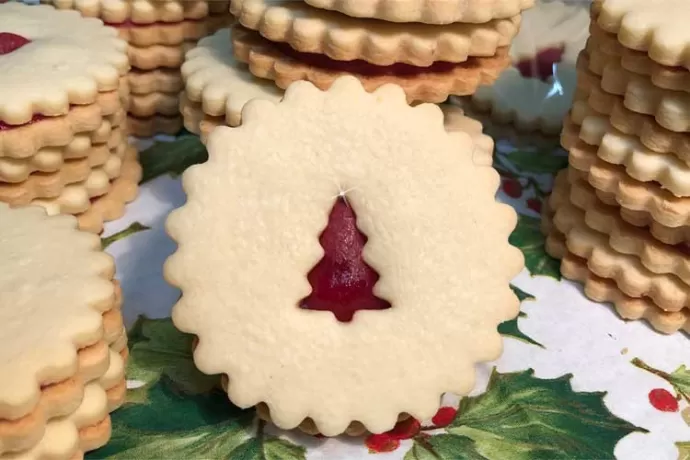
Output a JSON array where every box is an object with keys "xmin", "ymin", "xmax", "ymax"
[
  {"xmin": 229, "ymin": 0, "xmax": 534, "ymax": 103},
  {"xmin": 45, "ymin": 0, "xmax": 232, "ymax": 137},
  {"xmin": 546, "ymin": 0, "xmax": 690, "ymax": 335}
]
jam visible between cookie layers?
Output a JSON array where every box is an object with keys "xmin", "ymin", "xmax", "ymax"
[
  {"xmin": 515, "ymin": 46, "xmax": 565, "ymax": 81},
  {"xmin": 0, "ymin": 32, "xmax": 44, "ymax": 130},
  {"xmin": 105, "ymin": 19, "xmax": 202, "ymax": 28},
  {"xmin": 301, "ymin": 198, "xmax": 391, "ymax": 322},
  {"xmin": 271, "ymin": 42, "xmax": 488, "ymax": 77}
]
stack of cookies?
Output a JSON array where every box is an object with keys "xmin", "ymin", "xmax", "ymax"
[
  {"xmin": 45, "ymin": 0, "xmax": 232, "ymax": 137},
  {"xmin": 0, "ymin": 203, "xmax": 127, "ymax": 459},
  {"xmin": 180, "ymin": 0, "xmax": 536, "ymax": 140},
  {"xmin": 544, "ymin": 0, "xmax": 690, "ymax": 334},
  {"xmin": 0, "ymin": 3, "xmax": 141, "ymax": 234}
]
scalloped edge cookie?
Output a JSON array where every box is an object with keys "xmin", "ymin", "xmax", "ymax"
[
  {"xmin": 303, "ymin": 0, "xmax": 534, "ymax": 24},
  {"xmin": 45, "ymin": 0, "xmax": 210, "ymax": 24},
  {"xmin": 166, "ymin": 76, "xmax": 523, "ymax": 436},
  {"xmin": 230, "ymin": 0, "xmax": 521, "ymax": 66},
  {"xmin": 232, "ymin": 25, "xmax": 510, "ymax": 103}
]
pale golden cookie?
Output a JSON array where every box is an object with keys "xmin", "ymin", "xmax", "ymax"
[
  {"xmin": 76, "ymin": 146, "xmax": 142, "ymax": 234},
  {"xmin": 599, "ymin": 60, "xmax": 690, "ymax": 133},
  {"xmin": 303, "ymin": 0, "xmax": 533, "ymax": 24},
  {"xmin": 127, "ymin": 114, "xmax": 182, "ymax": 137},
  {"xmin": 591, "ymin": 0, "xmax": 690, "ymax": 69},
  {"xmin": 127, "ymin": 42, "xmax": 196, "ymax": 71},
  {"xmin": 181, "ymin": 28, "xmax": 284, "ymax": 123},
  {"xmin": 565, "ymin": 173, "xmax": 690, "ymax": 285},
  {"xmin": 166, "ymin": 77, "xmax": 522, "ymax": 436},
  {"xmin": 0, "ymin": 99, "xmax": 125, "ymax": 160},
  {"xmin": 1, "ymin": 383, "xmax": 110, "ymax": 460},
  {"xmin": 128, "ymin": 70, "xmax": 184, "ymax": 95},
  {"xmin": 573, "ymin": 113, "xmax": 690, "ymax": 196},
  {"xmin": 116, "ymin": 17, "xmax": 217, "ymax": 47},
  {"xmin": 0, "ymin": 4, "xmax": 129, "ymax": 125},
  {"xmin": 588, "ymin": 23, "xmax": 690, "ymax": 93},
  {"xmin": 0, "ymin": 127, "xmax": 124, "ymax": 183},
  {"xmin": 575, "ymin": 52, "xmax": 690, "ymax": 161},
  {"xmin": 128, "ymin": 92, "xmax": 180, "ymax": 118},
  {"xmin": 0, "ymin": 151, "xmax": 122, "ymax": 205},
  {"xmin": 230, "ymin": 0, "xmax": 521, "ymax": 66},
  {"xmin": 0, "ymin": 205, "xmax": 115, "ymax": 424},
  {"xmin": 45, "ymin": 0, "xmax": 210, "ymax": 24},
  {"xmin": 549, "ymin": 176, "xmax": 690, "ymax": 312},
  {"xmin": 232, "ymin": 25, "xmax": 511, "ymax": 103}
]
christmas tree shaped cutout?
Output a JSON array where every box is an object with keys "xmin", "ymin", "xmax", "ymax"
[{"xmin": 300, "ymin": 197, "xmax": 391, "ymax": 322}]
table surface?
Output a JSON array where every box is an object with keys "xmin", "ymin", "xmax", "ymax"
[{"xmin": 84, "ymin": 129, "xmax": 689, "ymax": 460}]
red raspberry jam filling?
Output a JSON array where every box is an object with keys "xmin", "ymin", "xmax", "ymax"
[
  {"xmin": 105, "ymin": 19, "xmax": 164, "ymax": 28},
  {"xmin": 0, "ymin": 32, "xmax": 30, "ymax": 55},
  {"xmin": 515, "ymin": 46, "xmax": 565, "ymax": 81},
  {"xmin": 272, "ymin": 42, "xmax": 475, "ymax": 77},
  {"xmin": 300, "ymin": 198, "xmax": 391, "ymax": 322}
]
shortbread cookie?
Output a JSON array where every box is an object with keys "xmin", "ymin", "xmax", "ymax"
[
  {"xmin": 3, "ymin": 383, "xmax": 111, "ymax": 460},
  {"xmin": 166, "ymin": 77, "xmax": 523, "ymax": 436},
  {"xmin": 114, "ymin": 17, "xmax": 216, "ymax": 47},
  {"xmin": 0, "ymin": 204, "xmax": 115, "ymax": 426},
  {"xmin": 599, "ymin": 60, "xmax": 690, "ymax": 133},
  {"xmin": 181, "ymin": 28, "xmax": 283, "ymax": 123},
  {"xmin": 570, "ymin": 167, "xmax": 690, "ymax": 244},
  {"xmin": 470, "ymin": 63, "xmax": 577, "ymax": 135},
  {"xmin": 575, "ymin": 53, "xmax": 690, "ymax": 161},
  {"xmin": 128, "ymin": 92, "xmax": 180, "ymax": 118},
  {"xmin": 127, "ymin": 42, "xmax": 196, "ymax": 70},
  {"xmin": 591, "ymin": 0, "xmax": 690, "ymax": 69},
  {"xmin": 565, "ymin": 173, "xmax": 690, "ymax": 284},
  {"xmin": 127, "ymin": 114, "xmax": 183, "ymax": 137},
  {"xmin": 230, "ymin": 0, "xmax": 521, "ymax": 67},
  {"xmin": 0, "ymin": 99, "xmax": 125, "ymax": 160},
  {"xmin": 510, "ymin": 0, "xmax": 589, "ymax": 64},
  {"xmin": 32, "ymin": 145, "xmax": 134, "ymax": 216},
  {"xmin": 550, "ymin": 177, "xmax": 690, "ymax": 311},
  {"xmin": 45, "ymin": 0, "xmax": 210, "ymax": 24},
  {"xmin": 0, "ymin": 4, "xmax": 129, "ymax": 125},
  {"xmin": 0, "ymin": 341, "xmax": 110, "ymax": 454},
  {"xmin": 99, "ymin": 349, "xmax": 127, "ymax": 412},
  {"xmin": 0, "ymin": 127, "xmax": 123, "ymax": 183},
  {"xmin": 303, "ymin": 0, "xmax": 534, "ymax": 24},
  {"xmin": 128, "ymin": 69, "xmax": 184, "ymax": 95},
  {"xmin": 560, "ymin": 251, "xmax": 690, "ymax": 334},
  {"xmin": 232, "ymin": 26, "xmax": 511, "ymax": 103},
  {"xmin": 574, "ymin": 114, "xmax": 690, "ymax": 196},
  {"xmin": 0, "ymin": 149, "xmax": 122, "ymax": 204},
  {"xmin": 76, "ymin": 147, "xmax": 142, "ymax": 234},
  {"xmin": 589, "ymin": 23, "xmax": 690, "ymax": 93}
]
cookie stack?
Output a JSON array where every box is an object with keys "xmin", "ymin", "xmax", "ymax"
[
  {"xmin": 544, "ymin": 0, "xmax": 690, "ymax": 334},
  {"xmin": 0, "ymin": 203, "xmax": 127, "ymax": 459},
  {"xmin": 180, "ymin": 0, "xmax": 535, "ymax": 140},
  {"xmin": 45, "ymin": 0, "xmax": 232, "ymax": 137},
  {"xmin": 0, "ymin": 3, "xmax": 141, "ymax": 234}
]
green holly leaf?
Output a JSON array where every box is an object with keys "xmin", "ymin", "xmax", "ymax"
[
  {"xmin": 87, "ymin": 378, "xmax": 255, "ymax": 459},
  {"xmin": 667, "ymin": 366, "xmax": 690, "ymax": 401},
  {"xmin": 139, "ymin": 136, "xmax": 208, "ymax": 183},
  {"xmin": 127, "ymin": 317, "xmax": 217, "ymax": 403},
  {"xmin": 448, "ymin": 369, "xmax": 643, "ymax": 459},
  {"xmin": 101, "ymin": 222, "xmax": 150, "ymax": 249},
  {"xmin": 504, "ymin": 150, "xmax": 567, "ymax": 175},
  {"xmin": 498, "ymin": 285, "xmax": 542, "ymax": 347},
  {"xmin": 677, "ymin": 442, "xmax": 690, "ymax": 460},
  {"xmin": 404, "ymin": 434, "xmax": 487, "ymax": 460},
  {"xmin": 509, "ymin": 214, "xmax": 561, "ymax": 280},
  {"xmin": 229, "ymin": 436, "xmax": 306, "ymax": 460}
]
